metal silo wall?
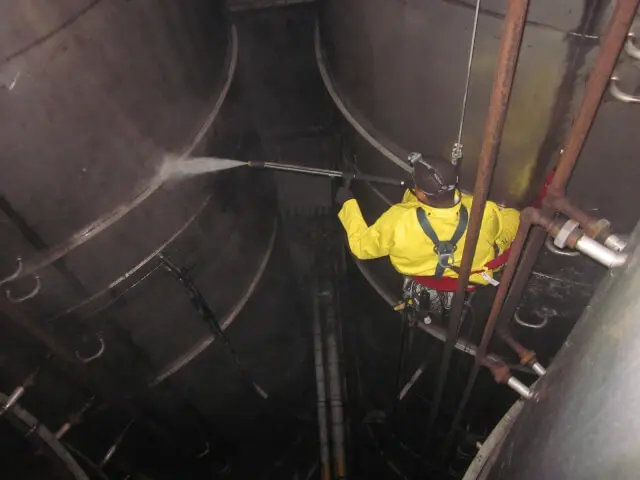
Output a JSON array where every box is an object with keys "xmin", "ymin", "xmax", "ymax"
[{"xmin": 0, "ymin": 0, "xmax": 312, "ymax": 474}]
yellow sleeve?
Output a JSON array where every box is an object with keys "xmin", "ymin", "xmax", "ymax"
[
  {"xmin": 495, "ymin": 207, "xmax": 520, "ymax": 253},
  {"xmin": 337, "ymin": 199, "xmax": 398, "ymax": 260}
]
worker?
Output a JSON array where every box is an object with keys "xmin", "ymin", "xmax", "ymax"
[{"xmin": 335, "ymin": 153, "xmax": 520, "ymax": 319}]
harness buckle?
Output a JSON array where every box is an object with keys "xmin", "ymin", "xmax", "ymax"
[{"xmin": 435, "ymin": 242, "xmax": 457, "ymax": 269}]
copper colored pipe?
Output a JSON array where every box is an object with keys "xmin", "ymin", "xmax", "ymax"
[
  {"xmin": 427, "ymin": 0, "xmax": 531, "ymax": 435},
  {"xmin": 497, "ymin": 330, "xmax": 534, "ymax": 364},
  {"xmin": 493, "ymin": 0, "xmax": 640, "ymax": 349},
  {"xmin": 549, "ymin": 0, "xmax": 640, "ymax": 194},
  {"xmin": 476, "ymin": 208, "xmax": 552, "ymax": 361},
  {"xmin": 442, "ymin": 2, "xmax": 640, "ymax": 461},
  {"xmin": 549, "ymin": 194, "xmax": 611, "ymax": 240}
]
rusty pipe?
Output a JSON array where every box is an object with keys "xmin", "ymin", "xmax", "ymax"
[
  {"xmin": 443, "ymin": 2, "xmax": 640, "ymax": 461},
  {"xmin": 496, "ymin": 329, "xmax": 547, "ymax": 376},
  {"xmin": 549, "ymin": 194, "xmax": 627, "ymax": 251},
  {"xmin": 490, "ymin": 0, "xmax": 640, "ymax": 357},
  {"xmin": 497, "ymin": 329, "xmax": 534, "ymax": 364},
  {"xmin": 476, "ymin": 208, "xmax": 552, "ymax": 361},
  {"xmin": 426, "ymin": 0, "xmax": 530, "ymax": 436},
  {"xmin": 549, "ymin": 195, "xmax": 610, "ymax": 239},
  {"xmin": 549, "ymin": 0, "xmax": 640, "ymax": 194},
  {"xmin": 440, "ymin": 209, "xmax": 550, "ymax": 458}
]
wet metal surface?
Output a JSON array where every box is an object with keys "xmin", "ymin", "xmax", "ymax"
[{"xmin": 0, "ymin": 2, "xmax": 318, "ymax": 477}]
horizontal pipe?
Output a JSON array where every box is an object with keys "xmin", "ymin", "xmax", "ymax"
[
  {"xmin": 531, "ymin": 362, "xmax": 547, "ymax": 377},
  {"xmin": 506, "ymin": 377, "xmax": 533, "ymax": 399},
  {"xmin": 575, "ymin": 236, "xmax": 628, "ymax": 268}
]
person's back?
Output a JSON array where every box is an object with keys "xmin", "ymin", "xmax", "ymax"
[{"xmin": 336, "ymin": 154, "xmax": 520, "ymax": 287}]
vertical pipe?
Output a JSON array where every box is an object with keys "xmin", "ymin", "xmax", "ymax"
[
  {"xmin": 427, "ymin": 0, "xmax": 530, "ymax": 435},
  {"xmin": 442, "ymin": 0, "xmax": 640, "ymax": 460},
  {"xmin": 476, "ymin": 210, "xmax": 551, "ymax": 361},
  {"xmin": 324, "ymin": 289, "xmax": 346, "ymax": 479},
  {"xmin": 439, "ymin": 212, "xmax": 537, "ymax": 458},
  {"xmin": 493, "ymin": 0, "xmax": 640, "ymax": 344},
  {"xmin": 312, "ymin": 292, "xmax": 331, "ymax": 480}
]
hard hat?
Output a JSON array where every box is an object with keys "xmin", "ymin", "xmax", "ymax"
[{"xmin": 408, "ymin": 153, "xmax": 458, "ymax": 197}]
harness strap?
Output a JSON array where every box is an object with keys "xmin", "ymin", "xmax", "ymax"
[{"xmin": 416, "ymin": 205, "xmax": 469, "ymax": 279}]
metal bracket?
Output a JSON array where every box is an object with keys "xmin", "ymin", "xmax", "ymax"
[
  {"xmin": 451, "ymin": 142, "xmax": 463, "ymax": 166},
  {"xmin": 75, "ymin": 333, "xmax": 106, "ymax": 363},
  {"xmin": 0, "ymin": 257, "xmax": 23, "ymax": 286},
  {"xmin": 195, "ymin": 441, "xmax": 210, "ymax": 459},
  {"xmin": 609, "ymin": 74, "xmax": 640, "ymax": 103},
  {"xmin": 625, "ymin": 32, "xmax": 640, "ymax": 60},
  {"xmin": 514, "ymin": 311, "xmax": 548, "ymax": 330},
  {"xmin": 6, "ymin": 274, "xmax": 41, "ymax": 303}
]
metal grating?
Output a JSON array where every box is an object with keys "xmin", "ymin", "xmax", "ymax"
[{"xmin": 227, "ymin": 0, "xmax": 316, "ymax": 12}]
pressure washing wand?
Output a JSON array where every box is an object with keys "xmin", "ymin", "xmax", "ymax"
[{"xmin": 247, "ymin": 161, "xmax": 407, "ymax": 188}]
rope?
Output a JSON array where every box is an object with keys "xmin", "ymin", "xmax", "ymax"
[{"xmin": 452, "ymin": 0, "xmax": 482, "ymax": 166}]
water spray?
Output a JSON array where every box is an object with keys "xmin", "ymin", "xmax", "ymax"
[{"xmin": 160, "ymin": 155, "xmax": 407, "ymax": 187}]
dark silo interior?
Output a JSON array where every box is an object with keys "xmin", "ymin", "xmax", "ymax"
[{"xmin": 1, "ymin": 1, "xmax": 639, "ymax": 479}]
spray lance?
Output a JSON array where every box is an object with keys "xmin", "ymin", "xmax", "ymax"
[
  {"xmin": 160, "ymin": 155, "xmax": 408, "ymax": 187},
  {"xmin": 246, "ymin": 161, "xmax": 407, "ymax": 187}
]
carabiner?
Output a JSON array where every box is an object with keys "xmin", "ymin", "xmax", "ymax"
[{"xmin": 438, "ymin": 253, "xmax": 455, "ymax": 270}]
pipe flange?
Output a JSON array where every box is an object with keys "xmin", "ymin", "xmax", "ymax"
[
  {"xmin": 553, "ymin": 219, "xmax": 580, "ymax": 249},
  {"xmin": 610, "ymin": 74, "xmax": 640, "ymax": 103}
]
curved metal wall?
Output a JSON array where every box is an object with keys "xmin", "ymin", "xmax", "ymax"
[
  {"xmin": 483, "ymin": 219, "xmax": 640, "ymax": 480},
  {"xmin": 0, "ymin": 1, "xmax": 311, "ymax": 474},
  {"xmin": 318, "ymin": 0, "xmax": 640, "ymax": 348},
  {"xmin": 318, "ymin": 0, "xmax": 640, "ymax": 465}
]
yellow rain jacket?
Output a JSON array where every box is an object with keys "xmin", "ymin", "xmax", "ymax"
[{"xmin": 338, "ymin": 190, "xmax": 520, "ymax": 285}]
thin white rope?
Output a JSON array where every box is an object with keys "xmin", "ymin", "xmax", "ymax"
[{"xmin": 452, "ymin": 0, "xmax": 482, "ymax": 165}]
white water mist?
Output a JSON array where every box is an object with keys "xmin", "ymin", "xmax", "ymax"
[{"xmin": 159, "ymin": 155, "xmax": 247, "ymax": 181}]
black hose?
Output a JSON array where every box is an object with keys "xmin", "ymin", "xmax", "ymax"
[{"xmin": 157, "ymin": 254, "xmax": 268, "ymax": 399}]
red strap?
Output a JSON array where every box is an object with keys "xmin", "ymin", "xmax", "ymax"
[
  {"xmin": 411, "ymin": 248, "xmax": 511, "ymax": 292},
  {"xmin": 485, "ymin": 247, "xmax": 511, "ymax": 270},
  {"xmin": 531, "ymin": 169, "xmax": 555, "ymax": 208},
  {"xmin": 411, "ymin": 275, "xmax": 476, "ymax": 292}
]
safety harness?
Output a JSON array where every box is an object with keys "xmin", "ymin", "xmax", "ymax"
[{"xmin": 416, "ymin": 205, "xmax": 469, "ymax": 279}]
